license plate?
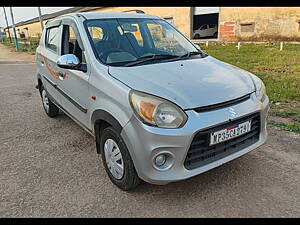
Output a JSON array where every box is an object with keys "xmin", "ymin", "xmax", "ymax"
[{"xmin": 210, "ymin": 120, "xmax": 252, "ymax": 146}]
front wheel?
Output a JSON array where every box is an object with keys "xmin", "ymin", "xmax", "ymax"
[
  {"xmin": 194, "ymin": 34, "xmax": 200, "ymax": 39},
  {"xmin": 100, "ymin": 126, "xmax": 140, "ymax": 191}
]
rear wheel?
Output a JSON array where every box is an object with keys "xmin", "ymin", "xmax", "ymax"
[
  {"xmin": 100, "ymin": 126, "xmax": 140, "ymax": 191},
  {"xmin": 40, "ymin": 84, "xmax": 59, "ymax": 118}
]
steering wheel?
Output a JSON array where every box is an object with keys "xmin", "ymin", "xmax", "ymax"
[{"xmin": 99, "ymin": 48, "xmax": 124, "ymax": 61}]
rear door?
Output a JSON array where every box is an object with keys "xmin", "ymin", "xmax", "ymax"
[
  {"xmin": 38, "ymin": 21, "xmax": 62, "ymax": 106},
  {"xmin": 56, "ymin": 19, "xmax": 91, "ymax": 129},
  {"xmin": 208, "ymin": 24, "xmax": 216, "ymax": 36}
]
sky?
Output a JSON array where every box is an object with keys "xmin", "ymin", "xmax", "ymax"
[{"xmin": 0, "ymin": 7, "xmax": 72, "ymax": 28}]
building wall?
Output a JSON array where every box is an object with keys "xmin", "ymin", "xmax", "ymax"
[
  {"xmin": 6, "ymin": 21, "xmax": 46, "ymax": 39},
  {"xmin": 10, "ymin": 7, "xmax": 300, "ymax": 42},
  {"xmin": 85, "ymin": 7, "xmax": 192, "ymax": 38},
  {"xmin": 17, "ymin": 21, "xmax": 46, "ymax": 38},
  {"xmin": 219, "ymin": 7, "xmax": 300, "ymax": 41},
  {"xmin": 10, "ymin": 7, "xmax": 191, "ymax": 39}
]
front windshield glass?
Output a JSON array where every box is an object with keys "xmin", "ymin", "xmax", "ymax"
[{"xmin": 84, "ymin": 18, "xmax": 204, "ymax": 66}]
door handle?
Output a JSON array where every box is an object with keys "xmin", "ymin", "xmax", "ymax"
[{"xmin": 58, "ymin": 71, "xmax": 64, "ymax": 80}]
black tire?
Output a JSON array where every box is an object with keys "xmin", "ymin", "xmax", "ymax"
[
  {"xmin": 40, "ymin": 84, "xmax": 59, "ymax": 118},
  {"xmin": 100, "ymin": 126, "xmax": 140, "ymax": 191},
  {"xmin": 194, "ymin": 34, "xmax": 200, "ymax": 39}
]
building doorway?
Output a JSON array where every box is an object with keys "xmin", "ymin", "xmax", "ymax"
[{"xmin": 193, "ymin": 7, "xmax": 219, "ymax": 39}]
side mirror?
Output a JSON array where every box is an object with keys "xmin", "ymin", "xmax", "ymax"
[{"xmin": 57, "ymin": 54, "xmax": 80, "ymax": 70}]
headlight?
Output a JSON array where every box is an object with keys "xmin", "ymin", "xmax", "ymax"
[
  {"xmin": 251, "ymin": 75, "xmax": 266, "ymax": 102},
  {"xmin": 129, "ymin": 90, "xmax": 187, "ymax": 128}
]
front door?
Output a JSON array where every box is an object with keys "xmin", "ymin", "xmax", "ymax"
[{"xmin": 56, "ymin": 21, "xmax": 91, "ymax": 129}]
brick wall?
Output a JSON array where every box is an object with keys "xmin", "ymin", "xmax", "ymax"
[
  {"xmin": 219, "ymin": 21, "xmax": 236, "ymax": 40},
  {"xmin": 219, "ymin": 7, "xmax": 300, "ymax": 41}
]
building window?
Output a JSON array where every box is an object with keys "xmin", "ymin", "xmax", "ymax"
[{"xmin": 240, "ymin": 23, "xmax": 255, "ymax": 32}]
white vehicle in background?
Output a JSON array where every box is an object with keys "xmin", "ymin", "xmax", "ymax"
[{"xmin": 193, "ymin": 24, "xmax": 218, "ymax": 39}]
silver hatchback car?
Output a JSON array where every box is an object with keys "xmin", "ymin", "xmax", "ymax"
[{"xmin": 35, "ymin": 12, "xmax": 269, "ymax": 190}]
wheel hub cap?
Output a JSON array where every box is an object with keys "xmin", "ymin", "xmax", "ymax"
[
  {"xmin": 42, "ymin": 90, "xmax": 50, "ymax": 113},
  {"xmin": 104, "ymin": 139, "xmax": 124, "ymax": 180}
]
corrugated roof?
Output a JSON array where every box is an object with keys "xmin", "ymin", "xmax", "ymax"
[{"xmin": 5, "ymin": 7, "xmax": 102, "ymax": 29}]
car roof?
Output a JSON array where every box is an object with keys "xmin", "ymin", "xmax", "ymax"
[{"xmin": 64, "ymin": 12, "xmax": 161, "ymax": 20}]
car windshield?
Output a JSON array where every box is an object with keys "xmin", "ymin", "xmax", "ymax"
[{"xmin": 84, "ymin": 18, "xmax": 205, "ymax": 67}]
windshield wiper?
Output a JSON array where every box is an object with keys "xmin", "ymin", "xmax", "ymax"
[
  {"xmin": 123, "ymin": 52, "xmax": 203, "ymax": 67},
  {"xmin": 180, "ymin": 51, "xmax": 202, "ymax": 59},
  {"xmin": 124, "ymin": 54, "xmax": 179, "ymax": 67}
]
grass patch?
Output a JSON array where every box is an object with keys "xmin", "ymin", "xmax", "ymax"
[
  {"xmin": 270, "ymin": 103, "xmax": 300, "ymax": 122},
  {"xmin": 200, "ymin": 43, "xmax": 300, "ymax": 133},
  {"xmin": 200, "ymin": 43, "xmax": 300, "ymax": 102},
  {"xmin": 2, "ymin": 38, "xmax": 38, "ymax": 54},
  {"xmin": 268, "ymin": 121, "xmax": 300, "ymax": 134}
]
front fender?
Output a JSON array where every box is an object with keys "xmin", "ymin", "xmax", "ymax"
[{"xmin": 91, "ymin": 109, "xmax": 123, "ymax": 134}]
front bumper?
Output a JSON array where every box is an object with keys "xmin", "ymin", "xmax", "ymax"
[{"xmin": 121, "ymin": 93, "xmax": 269, "ymax": 185}]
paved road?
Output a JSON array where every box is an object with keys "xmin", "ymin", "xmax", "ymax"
[{"xmin": 0, "ymin": 44, "xmax": 299, "ymax": 217}]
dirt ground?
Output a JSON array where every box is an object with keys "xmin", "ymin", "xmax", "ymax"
[
  {"xmin": 0, "ymin": 44, "xmax": 35, "ymax": 63},
  {"xmin": 0, "ymin": 44, "xmax": 299, "ymax": 217}
]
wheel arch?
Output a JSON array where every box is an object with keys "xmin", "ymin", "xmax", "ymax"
[
  {"xmin": 37, "ymin": 73, "xmax": 43, "ymax": 94},
  {"xmin": 91, "ymin": 109, "xmax": 123, "ymax": 154}
]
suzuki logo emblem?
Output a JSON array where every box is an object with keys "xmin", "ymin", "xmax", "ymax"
[{"xmin": 227, "ymin": 108, "xmax": 237, "ymax": 119}]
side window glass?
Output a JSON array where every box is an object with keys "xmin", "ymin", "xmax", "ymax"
[
  {"xmin": 45, "ymin": 26, "xmax": 59, "ymax": 52},
  {"xmin": 62, "ymin": 25, "xmax": 84, "ymax": 63},
  {"xmin": 69, "ymin": 26, "xmax": 77, "ymax": 43},
  {"xmin": 200, "ymin": 25, "xmax": 207, "ymax": 30}
]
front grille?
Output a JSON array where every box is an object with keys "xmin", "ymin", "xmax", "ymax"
[{"xmin": 184, "ymin": 113, "xmax": 260, "ymax": 170}]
